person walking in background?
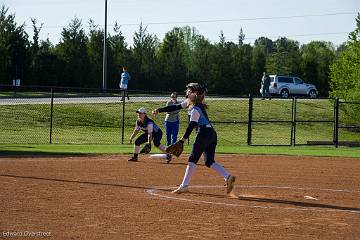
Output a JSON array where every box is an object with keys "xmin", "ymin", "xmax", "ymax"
[
  {"xmin": 152, "ymin": 83, "xmax": 236, "ymax": 197},
  {"xmin": 128, "ymin": 107, "xmax": 172, "ymax": 163},
  {"xmin": 261, "ymin": 72, "xmax": 271, "ymax": 99},
  {"xmin": 164, "ymin": 92, "xmax": 180, "ymax": 146},
  {"xmin": 119, "ymin": 66, "xmax": 130, "ymax": 101}
]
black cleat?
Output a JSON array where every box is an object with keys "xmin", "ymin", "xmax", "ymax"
[
  {"xmin": 166, "ymin": 154, "xmax": 172, "ymax": 163},
  {"xmin": 128, "ymin": 157, "xmax": 138, "ymax": 162}
]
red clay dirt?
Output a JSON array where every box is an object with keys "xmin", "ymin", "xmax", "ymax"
[{"xmin": 0, "ymin": 154, "xmax": 359, "ymax": 239}]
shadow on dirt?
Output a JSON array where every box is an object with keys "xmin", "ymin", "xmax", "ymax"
[
  {"xmin": 2, "ymin": 174, "xmax": 359, "ymax": 213},
  {"xmin": 0, "ymin": 150, "xmax": 88, "ymax": 157},
  {"xmin": 175, "ymin": 190, "xmax": 360, "ymax": 213}
]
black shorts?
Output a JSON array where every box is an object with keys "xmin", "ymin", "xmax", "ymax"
[
  {"xmin": 189, "ymin": 126, "xmax": 217, "ymax": 168},
  {"xmin": 135, "ymin": 130, "xmax": 163, "ymax": 147}
]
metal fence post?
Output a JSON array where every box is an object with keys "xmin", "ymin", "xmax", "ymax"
[
  {"xmin": 291, "ymin": 97, "xmax": 297, "ymax": 146},
  {"xmin": 333, "ymin": 97, "xmax": 339, "ymax": 148},
  {"xmin": 49, "ymin": 88, "xmax": 54, "ymax": 144},
  {"xmin": 247, "ymin": 94, "xmax": 253, "ymax": 145},
  {"xmin": 121, "ymin": 93, "xmax": 126, "ymax": 144}
]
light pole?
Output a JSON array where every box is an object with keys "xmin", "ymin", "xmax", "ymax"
[{"xmin": 102, "ymin": 0, "xmax": 108, "ymax": 90}]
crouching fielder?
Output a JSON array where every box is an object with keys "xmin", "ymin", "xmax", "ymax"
[
  {"xmin": 152, "ymin": 83, "xmax": 236, "ymax": 197},
  {"xmin": 128, "ymin": 107, "xmax": 172, "ymax": 163}
]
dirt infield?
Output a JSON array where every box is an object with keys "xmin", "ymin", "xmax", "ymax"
[{"xmin": 1, "ymin": 154, "xmax": 359, "ymax": 239}]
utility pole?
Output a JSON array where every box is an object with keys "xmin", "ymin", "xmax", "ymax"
[{"xmin": 102, "ymin": 0, "xmax": 108, "ymax": 90}]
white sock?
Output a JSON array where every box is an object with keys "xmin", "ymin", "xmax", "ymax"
[
  {"xmin": 158, "ymin": 144, "xmax": 166, "ymax": 152},
  {"xmin": 210, "ymin": 162, "xmax": 230, "ymax": 181},
  {"xmin": 181, "ymin": 162, "xmax": 197, "ymax": 187}
]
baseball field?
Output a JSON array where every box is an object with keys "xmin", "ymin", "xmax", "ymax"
[
  {"xmin": 1, "ymin": 152, "xmax": 359, "ymax": 239},
  {"xmin": 1, "ymin": 94, "xmax": 359, "ymax": 239}
]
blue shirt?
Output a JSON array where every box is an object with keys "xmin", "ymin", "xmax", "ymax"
[{"xmin": 121, "ymin": 72, "xmax": 131, "ymax": 85}]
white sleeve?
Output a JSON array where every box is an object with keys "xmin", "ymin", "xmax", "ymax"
[
  {"xmin": 181, "ymin": 98, "xmax": 190, "ymax": 108},
  {"xmin": 189, "ymin": 108, "xmax": 200, "ymax": 122},
  {"xmin": 147, "ymin": 123, "xmax": 153, "ymax": 133}
]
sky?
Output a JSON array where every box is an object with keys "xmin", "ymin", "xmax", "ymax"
[{"xmin": 3, "ymin": 0, "xmax": 360, "ymax": 47}]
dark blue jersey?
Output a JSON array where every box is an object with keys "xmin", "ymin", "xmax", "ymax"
[{"xmin": 135, "ymin": 117, "xmax": 160, "ymax": 133}]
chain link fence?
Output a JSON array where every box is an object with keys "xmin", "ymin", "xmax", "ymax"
[
  {"xmin": 0, "ymin": 86, "xmax": 359, "ymax": 147},
  {"xmin": 336, "ymin": 100, "xmax": 360, "ymax": 147}
]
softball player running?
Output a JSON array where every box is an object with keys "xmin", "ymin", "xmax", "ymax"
[
  {"xmin": 129, "ymin": 107, "xmax": 172, "ymax": 163},
  {"xmin": 152, "ymin": 83, "xmax": 236, "ymax": 197}
]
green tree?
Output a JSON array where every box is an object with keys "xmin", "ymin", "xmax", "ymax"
[
  {"xmin": 28, "ymin": 18, "xmax": 43, "ymax": 85},
  {"xmin": 300, "ymin": 41, "xmax": 335, "ymax": 96},
  {"xmin": 238, "ymin": 28, "xmax": 245, "ymax": 46},
  {"xmin": 266, "ymin": 37, "xmax": 301, "ymax": 75},
  {"xmin": 227, "ymin": 29, "xmax": 254, "ymax": 95},
  {"xmin": 237, "ymin": 43, "xmax": 254, "ymax": 95},
  {"xmin": 157, "ymin": 27, "xmax": 187, "ymax": 91},
  {"xmin": 252, "ymin": 37, "xmax": 273, "ymax": 94},
  {"xmin": 108, "ymin": 22, "xmax": 130, "ymax": 89},
  {"xmin": 56, "ymin": 17, "xmax": 90, "ymax": 87},
  {"xmin": 0, "ymin": 5, "xmax": 30, "ymax": 85},
  {"xmin": 189, "ymin": 34, "xmax": 213, "ymax": 88},
  {"xmin": 335, "ymin": 42, "xmax": 348, "ymax": 57},
  {"xmin": 176, "ymin": 26, "xmax": 203, "ymax": 84},
  {"xmin": 27, "ymin": 18, "xmax": 65, "ymax": 87},
  {"xmin": 254, "ymin": 37, "xmax": 274, "ymax": 55},
  {"xmin": 31, "ymin": 38, "xmax": 64, "ymax": 86},
  {"xmin": 208, "ymin": 31, "xmax": 246, "ymax": 95},
  {"xmin": 131, "ymin": 23, "xmax": 159, "ymax": 90},
  {"xmin": 207, "ymin": 31, "xmax": 228, "ymax": 94},
  {"xmin": 86, "ymin": 19, "xmax": 104, "ymax": 88},
  {"xmin": 330, "ymin": 13, "xmax": 360, "ymax": 123}
]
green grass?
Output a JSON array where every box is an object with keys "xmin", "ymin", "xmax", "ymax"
[
  {"xmin": 218, "ymin": 145, "xmax": 360, "ymax": 158},
  {"xmin": 0, "ymin": 98, "xmax": 358, "ymax": 148},
  {"xmin": 0, "ymin": 144, "xmax": 359, "ymax": 158}
]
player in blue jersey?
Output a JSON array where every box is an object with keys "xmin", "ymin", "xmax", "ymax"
[
  {"xmin": 129, "ymin": 107, "xmax": 172, "ymax": 163},
  {"xmin": 152, "ymin": 83, "xmax": 236, "ymax": 197},
  {"xmin": 119, "ymin": 66, "xmax": 130, "ymax": 101}
]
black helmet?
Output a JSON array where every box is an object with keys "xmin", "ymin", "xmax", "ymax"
[{"xmin": 186, "ymin": 83, "xmax": 208, "ymax": 94}]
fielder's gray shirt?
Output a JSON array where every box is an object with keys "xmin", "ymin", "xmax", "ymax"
[{"xmin": 164, "ymin": 100, "xmax": 180, "ymax": 122}]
